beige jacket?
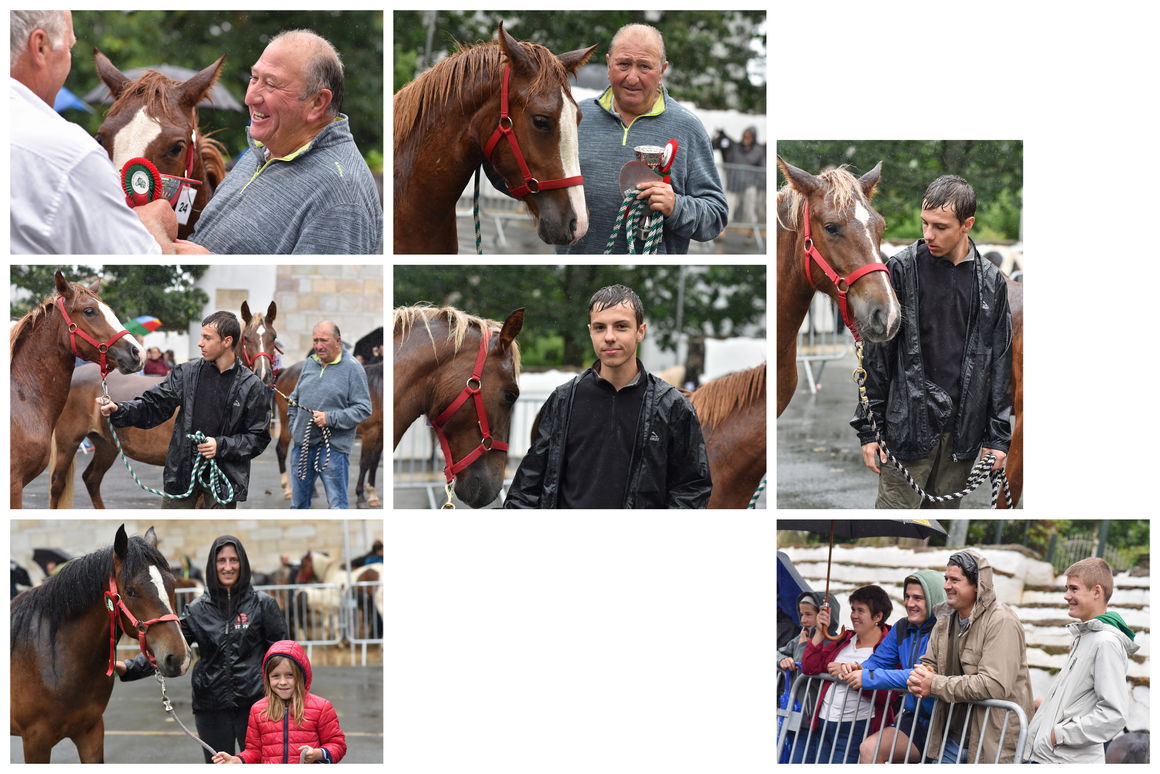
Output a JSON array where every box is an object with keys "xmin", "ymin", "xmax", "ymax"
[{"xmin": 919, "ymin": 550, "xmax": 1034, "ymax": 763}]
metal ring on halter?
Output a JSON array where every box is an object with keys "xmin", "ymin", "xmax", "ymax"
[
  {"xmin": 803, "ymin": 238, "xmax": 813, "ymax": 252},
  {"xmin": 526, "ymin": 178, "xmax": 540, "ymax": 193},
  {"xmin": 441, "ymin": 481, "xmax": 456, "ymax": 509},
  {"xmin": 466, "ymin": 376, "xmax": 482, "ymax": 391},
  {"xmin": 498, "ymin": 115, "xmax": 513, "ymax": 131},
  {"xmin": 481, "ymin": 435, "xmax": 493, "ymax": 451}
]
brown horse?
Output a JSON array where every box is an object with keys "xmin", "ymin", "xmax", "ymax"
[
  {"xmin": 776, "ymin": 160, "xmax": 901, "ymax": 416},
  {"xmin": 690, "ymin": 363, "xmax": 767, "ymax": 508},
  {"xmin": 94, "ymin": 50, "xmax": 228, "ymax": 239},
  {"xmin": 997, "ymin": 279, "xmax": 1024, "ymax": 507},
  {"xmin": 10, "ymin": 524, "xmax": 189, "ymax": 762},
  {"xmin": 239, "ymin": 300, "xmax": 278, "ymax": 388},
  {"xmin": 10, "ymin": 270, "xmax": 144, "ymax": 509},
  {"xmin": 394, "ymin": 24, "xmax": 595, "ymax": 253},
  {"xmin": 394, "ymin": 305, "xmax": 524, "ymax": 507}
]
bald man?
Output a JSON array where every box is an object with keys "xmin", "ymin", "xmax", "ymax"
[
  {"xmin": 288, "ymin": 321, "xmax": 372, "ymax": 508},
  {"xmin": 178, "ymin": 29, "xmax": 382, "ymax": 254}
]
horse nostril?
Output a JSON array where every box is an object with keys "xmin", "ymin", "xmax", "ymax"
[{"xmin": 569, "ymin": 217, "xmax": 577, "ymax": 237}]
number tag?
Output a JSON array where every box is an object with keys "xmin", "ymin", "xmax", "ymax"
[{"xmin": 175, "ymin": 185, "xmax": 196, "ymax": 225}]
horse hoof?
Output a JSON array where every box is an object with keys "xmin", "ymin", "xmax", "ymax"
[{"xmin": 368, "ymin": 496, "xmax": 382, "ymax": 508}]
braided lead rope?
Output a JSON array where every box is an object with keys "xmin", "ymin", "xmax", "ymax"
[
  {"xmin": 156, "ymin": 671, "xmax": 219, "ymax": 757},
  {"xmin": 853, "ymin": 342, "xmax": 1012, "ymax": 508},
  {"xmin": 604, "ymin": 190, "xmax": 662, "ymax": 255},
  {"xmin": 295, "ymin": 418, "xmax": 332, "ymax": 482},
  {"xmin": 473, "ymin": 167, "xmax": 484, "ymax": 255},
  {"xmin": 747, "ymin": 476, "xmax": 767, "ymax": 509},
  {"xmin": 107, "ymin": 421, "xmax": 236, "ymax": 505}
]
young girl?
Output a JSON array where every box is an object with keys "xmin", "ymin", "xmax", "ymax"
[{"xmin": 213, "ymin": 641, "xmax": 347, "ymax": 764}]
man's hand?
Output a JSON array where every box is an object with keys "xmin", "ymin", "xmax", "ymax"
[
  {"xmin": 778, "ymin": 657, "xmax": 796, "ymax": 671},
  {"xmin": 133, "ymin": 199, "xmax": 177, "ymax": 254},
  {"xmin": 826, "ymin": 661, "xmax": 845, "ymax": 677},
  {"xmin": 115, "ymin": 659, "xmax": 127, "ymax": 677},
  {"xmin": 907, "ymin": 663, "xmax": 934, "ymax": 698},
  {"xmin": 311, "ymin": 410, "xmax": 328, "ymax": 427},
  {"xmin": 842, "ymin": 669, "xmax": 864, "ymax": 690},
  {"xmin": 836, "ymin": 662, "xmax": 859, "ymax": 679},
  {"xmin": 197, "ymin": 436, "xmax": 218, "ymax": 459},
  {"xmin": 96, "ymin": 397, "xmax": 119, "ymax": 416},
  {"xmin": 174, "ymin": 239, "xmax": 211, "ymax": 255},
  {"xmin": 981, "ymin": 447, "xmax": 1007, "ymax": 470},
  {"xmin": 861, "ymin": 442, "xmax": 887, "ymax": 473},
  {"xmin": 636, "ymin": 180, "xmax": 675, "ymax": 217}
]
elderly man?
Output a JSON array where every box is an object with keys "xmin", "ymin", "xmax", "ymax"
[
  {"xmin": 178, "ymin": 30, "xmax": 381, "ymax": 255},
  {"xmin": 288, "ymin": 321, "xmax": 372, "ymax": 509},
  {"xmin": 10, "ymin": 10, "xmax": 176, "ymax": 254},
  {"xmin": 561, "ymin": 23, "xmax": 726, "ymax": 255}
]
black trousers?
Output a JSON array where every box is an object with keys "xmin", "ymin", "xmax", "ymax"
[{"xmin": 194, "ymin": 707, "xmax": 251, "ymax": 763}]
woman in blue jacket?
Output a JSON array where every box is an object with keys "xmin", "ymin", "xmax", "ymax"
[{"xmin": 837, "ymin": 569, "xmax": 946, "ymax": 763}]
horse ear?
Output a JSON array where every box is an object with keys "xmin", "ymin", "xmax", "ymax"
[
  {"xmin": 777, "ymin": 157, "xmax": 821, "ymax": 199},
  {"xmin": 859, "ymin": 161, "xmax": 883, "ymax": 201},
  {"xmin": 144, "ymin": 526, "xmax": 159, "ymax": 548},
  {"xmin": 266, "ymin": 301, "xmax": 277, "ymax": 325},
  {"xmin": 498, "ymin": 307, "xmax": 525, "ymax": 351},
  {"xmin": 497, "ymin": 22, "xmax": 535, "ymax": 75},
  {"xmin": 241, "ymin": 300, "xmax": 253, "ymax": 325},
  {"xmin": 94, "ymin": 48, "xmax": 131, "ymax": 100},
  {"xmin": 114, "ymin": 524, "xmax": 129, "ymax": 559},
  {"xmin": 557, "ymin": 44, "xmax": 598, "ymax": 75},
  {"xmin": 179, "ymin": 55, "xmax": 225, "ymax": 110},
  {"xmin": 54, "ymin": 269, "xmax": 72, "ymax": 299},
  {"xmin": 86, "ymin": 277, "xmax": 101, "ymax": 295}
]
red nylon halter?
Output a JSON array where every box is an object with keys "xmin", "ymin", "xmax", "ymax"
[
  {"xmin": 482, "ymin": 66, "xmax": 584, "ymax": 199},
  {"xmin": 428, "ymin": 326, "xmax": 509, "ymax": 483},
  {"xmin": 241, "ymin": 338, "xmax": 274, "ymax": 370},
  {"xmin": 800, "ymin": 202, "xmax": 890, "ymax": 342},
  {"xmin": 56, "ymin": 297, "xmax": 132, "ymax": 378},
  {"xmin": 103, "ymin": 575, "xmax": 180, "ymax": 677}
]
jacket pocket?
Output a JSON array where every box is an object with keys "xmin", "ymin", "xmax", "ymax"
[{"xmin": 958, "ymin": 644, "xmax": 981, "ymax": 674}]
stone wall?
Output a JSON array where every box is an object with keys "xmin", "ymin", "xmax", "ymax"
[{"xmin": 273, "ymin": 265, "xmax": 383, "ymax": 360}]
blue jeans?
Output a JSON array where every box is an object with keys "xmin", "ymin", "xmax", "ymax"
[
  {"xmin": 809, "ymin": 718, "xmax": 869, "ymax": 763},
  {"xmin": 936, "ymin": 736, "xmax": 967, "ymax": 764},
  {"xmin": 291, "ymin": 445, "xmax": 349, "ymax": 509}
]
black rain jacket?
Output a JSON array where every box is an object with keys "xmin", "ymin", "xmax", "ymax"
[
  {"xmin": 851, "ymin": 240, "xmax": 1013, "ymax": 461},
  {"xmin": 110, "ymin": 359, "xmax": 271, "ymax": 501},
  {"xmin": 504, "ymin": 366, "xmax": 712, "ymax": 508}
]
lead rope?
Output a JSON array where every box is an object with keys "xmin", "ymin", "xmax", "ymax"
[
  {"xmin": 473, "ymin": 168, "xmax": 484, "ymax": 254},
  {"xmin": 747, "ymin": 476, "xmax": 767, "ymax": 509},
  {"xmin": 853, "ymin": 341, "xmax": 1012, "ymax": 508},
  {"xmin": 156, "ymin": 670, "xmax": 219, "ymax": 757},
  {"xmin": 604, "ymin": 190, "xmax": 662, "ymax": 255},
  {"xmin": 271, "ymin": 383, "xmax": 331, "ymax": 481}
]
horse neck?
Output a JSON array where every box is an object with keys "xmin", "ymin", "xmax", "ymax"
[{"xmin": 11, "ymin": 306, "xmax": 80, "ymax": 426}]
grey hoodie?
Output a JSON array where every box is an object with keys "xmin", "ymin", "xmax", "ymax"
[{"xmin": 1024, "ymin": 618, "xmax": 1139, "ymax": 763}]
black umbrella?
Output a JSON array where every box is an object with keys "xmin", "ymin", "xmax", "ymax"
[
  {"xmin": 776, "ymin": 519, "xmax": 947, "ymax": 640},
  {"xmin": 32, "ymin": 547, "xmax": 74, "ymax": 577},
  {"xmin": 83, "ymin": 65, "xmax": 245, "ymax": 111}
]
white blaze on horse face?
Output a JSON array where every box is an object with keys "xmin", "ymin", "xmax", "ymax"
[
  {"xmin": 557, "ymin": 91, "xmax": 588, "ymax": 241},
  {"xmin": 853, "ymin": 199, "xmax": 901, "ymax": 329},
  {"xmin": 148, "ymin": 564, "xmax": 192, "ymax": 670},
  {"xmin": 853, "ymin": 201, "xmax": 882, "ymax": 263},
  {"xmin": 256, "ymin": 324, "xmax": 266, "ymax": 339},
  {"xmin": 96, "ymin": 298, "xmax": 146, "ymax": 360},
  {"xmin": 111, "ymin": 108, "xmax": 163, "ymax": 172}
]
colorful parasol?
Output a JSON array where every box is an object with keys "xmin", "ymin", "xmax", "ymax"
[{"xmin": 124, "ymin": 315, "xmax": 162, "ymax": 337}]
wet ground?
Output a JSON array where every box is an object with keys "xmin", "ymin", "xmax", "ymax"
[
  {"xmin": 393, "ymin": 477, "xmax": 768, "ymax": 509},
  {"xmin": 10, "ymin": 665, "xmax": 383, "ymax": 763},
  {"xmin": 776, "ymin": 348, "xmax": 1018, "ymax": 510}
]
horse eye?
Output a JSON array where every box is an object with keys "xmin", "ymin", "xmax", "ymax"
[
  {"xmin": 83, "ymin": 307, "xmax": 96, "ymax": 316},
  {"xmin": 824, "ymin": 223, "xmax": 840, "ymax": 236},
  {"xmin": 168, "ymin": 143, "xmax": 184, "ymax": 157},
  {"xmin": 502, "ymin": 390, "xmax": 518, "ymax": 405},
  {"xmin": 94, "ymin": 133, "xmax": 104, "ymax": 147},
  {"xmin": 532, "ymin": 115, "xmax": 551, "ymax": 131}
]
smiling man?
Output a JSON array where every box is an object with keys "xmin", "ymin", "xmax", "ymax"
[
  {"xmin": 177, "ymin": 29, "xmax": 381, "ymax": 254},
  {"xmin": 504, "ymin": 284, "xmax": 711, "ymax": 508}
]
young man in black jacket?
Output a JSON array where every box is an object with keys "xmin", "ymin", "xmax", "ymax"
[
  {"xmin": 851, "ymin": 176, "xmax": 1013, "ymax": 508},
  {"xmin": 505, "ymin": 284, "xmax": 712, "ymax": 508},
  {"xmin": 97, "ymin": 311, "xmax": 271, "ymax": 508}
]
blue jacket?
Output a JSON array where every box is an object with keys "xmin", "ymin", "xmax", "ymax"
[{"xmin": 860, "ymin": 615, "xmax": 937, "ymax": 719}]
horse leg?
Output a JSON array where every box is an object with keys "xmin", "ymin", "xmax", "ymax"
[
  {"xmin": 277, "ymin": 427, "xmax": 292, "ymax": 500},
  {"xmin": 49, "ymin": 432, "xmax": 82, "ymax": 509},
  {"xmin": 366, "ymin": 444, "xmax": 383, "ymax": 507},
  {"xmin": 81, "ymin": 435, "xmax": 120, "ymax": 509},
  {"xmin": 20, "ymin": 731, "xmax": 55, "ymax": 764},
  {"xmin": 71, "ymin": 716, "xmax": 105, "ymax": 763},
  {"xmin": 11, "ymin": 479, "xmax": 23, "ymax": 509}
]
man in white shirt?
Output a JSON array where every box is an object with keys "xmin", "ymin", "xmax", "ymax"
[{"xmin": 10, "ymin": 10, "xmax": 175, "ymax": 254}]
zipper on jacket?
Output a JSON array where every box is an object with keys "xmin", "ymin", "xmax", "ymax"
[{"xmin": 283, "ymin": 709, "xmax": 289, "ymax": 763}]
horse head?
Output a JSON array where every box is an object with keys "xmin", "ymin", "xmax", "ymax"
[
  {"xmin": 110, "ymin": 524, "xmax": 190, "ymax": 678},
  {"xmin": 54, "ymin": 269, "xmax": 144, "ymax": 374},
  {"xmin": 240, "ymin": 300, "xmax": 278, "ymax": 388},
  {"xmin": 481, "ymin": 24, "xmax": 596, "ymax": 246},
  {"xmin": 777, "ymin": 160, "xmax": 901, "ymax": 343}
]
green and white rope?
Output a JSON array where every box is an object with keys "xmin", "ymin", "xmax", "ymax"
[
  {"xmin": 473, "ymin": 168, "xmax": 484, "ymax": 255},
  {"xmin": 108, "ymin": 421, "xmax": 236, "ymax": 506},
  {"xmin": 604, "ymin": 189, "xmax": 662, "ymax": 255},
  {"xmin": 747, "ymin": 476, "xmax": 767, "ymax": 509}
]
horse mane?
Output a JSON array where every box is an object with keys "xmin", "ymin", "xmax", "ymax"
[
  {"xmin": 107, "ymin": 69, "xmax": 189, "ymax": 125},
  {"xmin": 198, "ymin": 132, "xmax": 228, "ymax": 188},
  {"xmin": 777, "ymin": 165, "xmax": 868, "ymax": 231},
  {"xmin": 393, "ymin": 304, "xmax": 521, "ymax": 375},
  {"xmin": 10, "ymin": 536, "xmax": 169, "ymax": 657},
  {"xmin": 689, "ymin": 363, "xmax": 766, "ymax": 431},
  {"xmin": 395, "ymin": 39, "xmax": 572, "ymax": 152},
  {"xmin": 9, "ymin": 281, "xmax": 101, "ymax": 363}
]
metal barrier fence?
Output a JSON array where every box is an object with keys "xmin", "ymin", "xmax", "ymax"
[
  {"xmin": 777, "ymin": 670, "xmax": 1028, "ymax": 764},
  {"xmin": 796, "ymin": 296, "xmax": 854, "ymax": 395}
]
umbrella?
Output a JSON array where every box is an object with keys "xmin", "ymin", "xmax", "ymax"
[
  {"xmin": 32, "ymin": 547, "xmax": 73, "ymax": 576},
  {"xmin": 776, "ymin": 519, "xmax": 947, "ymax": 640},
  {"xmin": 53, "ymin": 86, "xmax": 93, "ymax": 113},
  {"xmin": 83, "ymin": 65, "xmax": 245, "ymax": 111},
  {"xmin": 124, "ymin": 315, "xmax": 163, "ymax": 337}
]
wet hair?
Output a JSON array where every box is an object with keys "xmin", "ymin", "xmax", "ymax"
[
  {"xmin": 262, "ymin": 654, "xmax": 306, "ymax": 726},
  {"xmin": 1065, "ymin": 557, "xmax": 1115, "ymax": 603},
  {"xmin": 10, "ymin": 11, "xmax": 69, "ymax": 67},
  {"xmin": 202, "ymin": 311, "xmax": 240, "ymax": 347},
  {"xmin": 849, "ymin": 584, "xmax": 892, "ymax": 626},
  {"xmin": 271, "ymin": 29, "xmax": 344, "ymax": 117},
  {"xmin": 948, "ymin": 551, "xmax": 979, "ymax": 586},
  {"xmin": 922, "ymin": 175, "xmax": 976, "ymax": 224},
  {"xmin": 588, "ymin": 284, "xmax": 644, "ymax": 326}
]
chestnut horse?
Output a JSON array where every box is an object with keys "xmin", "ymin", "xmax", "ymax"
[
  {"xmin": 776, "ymin": 160, "xmax": 901, "ymax": 416},
  {"xmin": 998, "ymin": 279, "xmax": 1024, "ymax": 507},
  {"xmin": 10, "ymin": 524, "xmax": 190, "ymax": 762},
  {"xmin": 394, "ymin": 305, "xmax": 524, "ymax": 507},
  {"xmin": 94, "ymin": 50, "xmax": 228, "ymax": 239},
  {"xmin": 394, "ymin": 24, "xmax": 595, "ymax": 252},
  {"xmin": 690, "ymin": 363, "xmax": 767, "ymax": 508},
  {"xmin": 10, "ymin": 270, "xmax": 145, "ymax": 508},
  {"xmin": 48, "ymin": 301, "xmax": 277, "ymax": 508}
]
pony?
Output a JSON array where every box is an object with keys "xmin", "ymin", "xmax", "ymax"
[
  {"xmin": 394, "ymin": 305, "xmax": 523, "ymax": 507},
  {"xmin": 776, "ymin": 160, "xmax": 901, "ymax": 416},
  {"xmin": 394, "ymin": 24, "xmax": 595, "ymax": 253},
  {"xmin": 690, "ymin": 363, "xmax": 767, "ymax": 508},
  {"xmin": 294, "ymin": 550, "xmax": 382, "ymax": 642},
  {"xmin": 239, "ymin": 300, "xmax": 278, "ymax": 389},
  {"xmin": 10, "ymin": 270, "xmax": 144, "ymax": 508},
  {"xmin": 10, "ymin": 524, "xmax": 190, "ymax": 763},
  {"xmin": 94, "ymin": 50, "xmax": 229, "ymax": 239}
]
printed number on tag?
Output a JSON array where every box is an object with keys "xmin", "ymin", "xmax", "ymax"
[{"xmin": 175, "ymin": 186, "xmax": 196, "ymax": 225}]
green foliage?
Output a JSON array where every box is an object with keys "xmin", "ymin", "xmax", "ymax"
[
  {"xmin": 776, "ymin": 140, "xmax": 1023, "ymax": 242},
  {"xmin": 394, "ymin": 264, "xmax": 766, "ymax": 368},
  {"xmin": 393, "ymin": 10, "xmax": 766, "ymax": 112},
  {"xmin": 11, "ymin": 265, "xmax": 209, "ymax": 329},
  {"xmin": 66, "ymin": 11, "xmax": 383, "ymax": 163}
]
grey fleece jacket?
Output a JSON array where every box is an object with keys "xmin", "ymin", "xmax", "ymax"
[
  {"xmin": 1024, "ymin": 618, "xmax": 1139, "ymax": 763},
  {"xmin": 559, "ymin": 87, "xmax": 727, "ymax": 255},
  {"xmin": 190, "ymin": 114, "xmax": 382, "ymax": 254},
  {"xmin": 288, "ymin": 353, "xmax": 372, "ymax": 455}
]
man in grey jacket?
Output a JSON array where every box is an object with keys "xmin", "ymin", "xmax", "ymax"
[
  {"xmin": 289, "ymin": 321, "xmax": 372, "ymax": 508},
  {"xmin": 1024, "ymin": 558, "xmax": 1138, "ymax": 763},
  {"xmin": 559, "ymin": 23, "xmax": 726, "ymax": 254}
]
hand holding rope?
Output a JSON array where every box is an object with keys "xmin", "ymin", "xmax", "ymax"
[
  {"xmin": 270, "ymin": 383, "xmax": 332, "ymax": 481},
  {"xmin": 604, "ymin": 188, "xmax": 663, "ymax": 255}
]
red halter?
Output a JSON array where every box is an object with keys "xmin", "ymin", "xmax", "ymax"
[
  {"xmin": 482, "ymin": 66, "xmax": 584, "ymax": 198},
  {"xmin": 103, "ymin": 575, "xmax": 180, "ymax": 677},
  {"xmin": 241, "ymin": 338, "xmax": 275, "ymax": 370},
  {"xmin": 428, "ymin": 326, "xmax": 509, "ymax": 483},
  {"xmin": 800, "ymin": 202, "xmax": 890, "ymax": 342},
  {"xmin": 56, "ymin": 297, "xmax": 132, "ymax": 379}
]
